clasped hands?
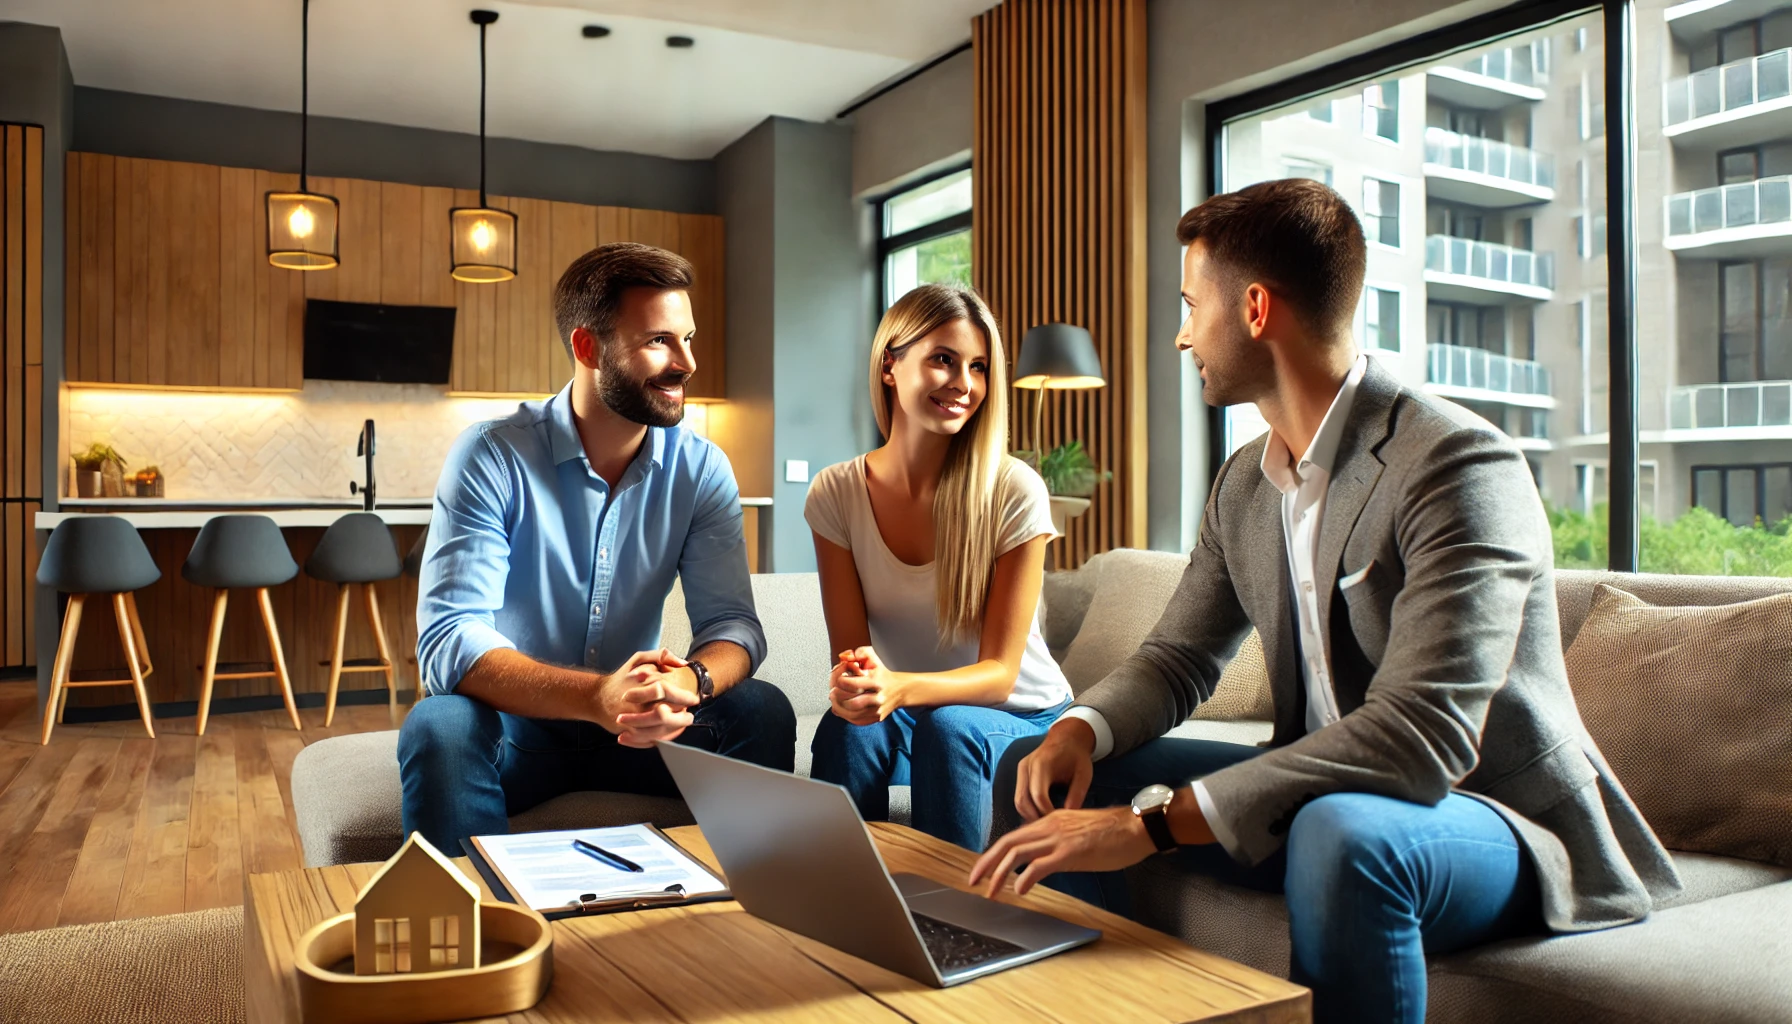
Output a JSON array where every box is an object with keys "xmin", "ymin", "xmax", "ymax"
[
  {"xmin": 599, "ymin": 649, "xmax": 699, "ymax": 748},
  {"xmin": 828, "ymin": 646, "xmax": 907, "ymax": 725}
]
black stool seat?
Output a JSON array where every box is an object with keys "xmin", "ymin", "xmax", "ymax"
[
  {"xmin": 402, "ymin": 530, "xmax": 427, "ymax": 578},
  {"xmin": 37, "ymin": 516, "xmax": 160, "ymax": 594},
  {"xmin": 306, "ymin": 513, "xmax": 402, "ymax": 583},
  {"xmin": 182, "ymin": 515, "xmax": 299, "ymax": 589}
]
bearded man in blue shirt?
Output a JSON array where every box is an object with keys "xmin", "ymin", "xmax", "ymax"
[{"xmin": 400, "ymin": 242, "xmax": 795, "ymax": 855}]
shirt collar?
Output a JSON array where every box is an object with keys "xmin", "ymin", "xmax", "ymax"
[
  {"xmin": 1260, "ymin": 353, "xmax": 1370, "ymax": 493},
  {"xmin": 546, "ymin": 383, "xmax": 668, "ymax": 472}
]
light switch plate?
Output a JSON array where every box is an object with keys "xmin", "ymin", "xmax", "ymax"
[{"xmin": 784, "ymin": 459, "xmax": 810, "ymax": 484}]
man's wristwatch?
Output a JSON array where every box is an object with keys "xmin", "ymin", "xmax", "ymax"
[
  {"xmin": 687, "ymin": 659, "xmax": 715, "ymax": 709},
  {"xmin": 1131, "ymin": 783, "xmax": 1179, "ymax": 853}
]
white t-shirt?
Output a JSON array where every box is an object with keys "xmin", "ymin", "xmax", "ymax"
[{"xmin": 803, "ymin": 456, "xmax": 1073, "ymax": 713}]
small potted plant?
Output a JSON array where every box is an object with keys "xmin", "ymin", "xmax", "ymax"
[
  {"xmin": 1014, "ymin": 440, "xmax": 1112, "ymax": 533},
  {"xmin": 71, "ymin": 443, "xmax": 128, "ymax": 498},
  {"xmin": 133, "ymin": 464, "xmax": 164, "ymax": 498}
]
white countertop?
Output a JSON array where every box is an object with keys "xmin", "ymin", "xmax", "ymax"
[{"xmin": 37, "ymin": 496, "xmax": 774, "ymax": 530}]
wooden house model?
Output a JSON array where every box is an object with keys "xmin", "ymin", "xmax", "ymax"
[{"xmin": 353, "ymin": 832, "xmax": 481, "ymax": 976}]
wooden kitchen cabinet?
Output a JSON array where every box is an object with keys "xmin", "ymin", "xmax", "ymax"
[{"xmin": 64, "ymin": 153, "xmax": 726, "ymax": 398}]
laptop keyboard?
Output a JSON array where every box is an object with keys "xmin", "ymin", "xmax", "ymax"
[{"xmin": 912, "ymin": 913, "xmax": 1026, "ymax": 972}]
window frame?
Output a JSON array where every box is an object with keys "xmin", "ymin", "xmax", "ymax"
[
  {"xmin": 1204, "ymin": 0, "xmax": 1640, "ymax": 570},
  {"xmin": 1362, "ymin": 282, "xmax": 1404, "ymax": 352},
  {"xmin": 874, "ymin": 162, "xmax": 974, "ymax": 312}
]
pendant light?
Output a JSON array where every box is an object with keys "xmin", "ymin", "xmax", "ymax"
[
  {"xmin": 266, "ymin": 0, "xmax": 339, "ymax": 269},
  {"xmin": 450, "ymin": 9, "xmax": 517, "ymax": 282}
]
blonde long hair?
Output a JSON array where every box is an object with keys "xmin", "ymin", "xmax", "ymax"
[{"xmin": 870, "ymin": 285, "xmax": 1012, "ymax": 646}]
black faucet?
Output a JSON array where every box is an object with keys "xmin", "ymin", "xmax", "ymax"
[{"xmin": 349, "ymin": 419, "xmax": 376, "ymax": 511}]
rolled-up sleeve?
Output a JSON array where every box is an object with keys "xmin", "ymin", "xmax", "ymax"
[
  {"xmin": 417, "ymin": 426, "xmax": 520, "ymax": 695},
  {"xmin": 678, "ymin": 450, "xmax": 766, "ymax": 674}
]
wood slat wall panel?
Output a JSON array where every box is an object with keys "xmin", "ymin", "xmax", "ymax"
[
  {"xmin": 973, "ymin": 0, "xmax": 1147, "ymax": 567},
  {"xmin": 2, "ymin": 125, "xmax": 43, "ymax": 668},
  {"xmin": 378, "ymin": 183, "xmax": 422, "ymax": 308}
]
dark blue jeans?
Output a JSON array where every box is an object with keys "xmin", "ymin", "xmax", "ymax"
[
  {"xmin": 812, "ymin": 699, "xmax": 1069, "ymax": 851},
  {"xmin": 994, "ymin": 735, "xmax": 1542, "ymax": 1024},
  {"xmin": 397, "ymin": 679, "xmax": 796, "ymax": 855}
]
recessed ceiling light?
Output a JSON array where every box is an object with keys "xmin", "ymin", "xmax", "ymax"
[
  {"xmin": 666, "ymin": 35, "xmax": 694, "ymax": 48},
  {"xmin": 581, "ymin": 25, "xmax": 610, "ymax": 38}
]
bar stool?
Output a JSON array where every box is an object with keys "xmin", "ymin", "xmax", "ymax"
[
  {"xmin": 37, "ymin": 516, "xmax": 160, "ymax": 744},
  {"xmin": 182, "ymin": 514, "xmax": 302, "ymax": 736},
  {"xmin": 307, "ymin": 513, "xmax": 402, "ymax": 727}
]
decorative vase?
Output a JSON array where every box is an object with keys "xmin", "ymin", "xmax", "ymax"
[
  {"xmin": 100, "ymin": 462, "xmax": 126, "ymax": 498},
  {"xmin": 134, "ymin": 476, "xmax": 164, "ymax": 498},
  {"xmin": 73, "ymin": 467, "xmax": 101, "ymax": 498}
]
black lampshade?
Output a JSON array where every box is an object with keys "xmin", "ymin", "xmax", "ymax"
[{"xmin": 1013, "ymin": 323, "xmax": 1105, "ymax": 389}]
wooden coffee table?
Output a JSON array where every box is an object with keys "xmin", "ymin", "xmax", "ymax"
[{"xmin": 245, "ymin": 822, "xmax": 1309, "ymax": 1023}]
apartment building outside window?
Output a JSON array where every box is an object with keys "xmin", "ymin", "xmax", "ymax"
[
  {"xmin": 1362, "ymin": 81, "xmax": 1400, "ymax": 142},
  {"xmin": 877, "ymin": 167, "xmax": 971, "ymax": 310},
  {"xmin": 1363, "ymin": 286, "xmax": 1402, "ymax": 350},
  {"xmin": 1361, "ymin": 177, "xmax": 1401, "ymax": 246}
]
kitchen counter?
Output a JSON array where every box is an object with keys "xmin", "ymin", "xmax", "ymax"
[{"xmin": 38, "ymin": 496, "xmax": 772, "ymax": 531}]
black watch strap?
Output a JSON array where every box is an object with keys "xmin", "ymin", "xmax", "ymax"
[
  {"xmin": 1140, "ymin": 807, "xmax": 1177, "ymax": 853},
  {"xmin": 688, "ymin": 659, "xmax": 715, "ymax": 708}
]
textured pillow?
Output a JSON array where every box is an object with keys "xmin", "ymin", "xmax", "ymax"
[
  {"xmin": 1057, "ymin": 549, "xmax": 1273, "ymax": 722},
  {"xmin": 1564, "ymin": 584, "xmax": 1792, "ymax": 867}
]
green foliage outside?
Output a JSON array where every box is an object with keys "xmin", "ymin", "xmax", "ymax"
[
  {"xmin": 915, "ymin": 229, "xmax": 972, "ymax": 291},
  {"xmin": 1550, "ymin": 503, "xmax": 1792, "ymax": 576}
]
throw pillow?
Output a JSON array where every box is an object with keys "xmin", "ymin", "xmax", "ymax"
[{"xmin": 1563, "ymin": 584, "xmax": 1792, "ymax": 867}]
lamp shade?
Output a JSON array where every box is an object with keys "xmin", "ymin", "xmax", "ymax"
[
  {"xmin": 267, "ymin": 190, "xmax": 339, "ymax": 269},
  {"xmin": 449, "ymin": 206, "xmax": 517, "ymax": 282},
  {"xmin": 1013, "ymin": 323, "xmax": 1105, "ymax": 389}
]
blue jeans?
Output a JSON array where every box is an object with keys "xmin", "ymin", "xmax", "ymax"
[
  {"xmin": 812, "ymin": 699, "xmax": 1069, "ymax": 851},
  {"xmin": 397, "ymin": 678, "xmax": 796, "ymax": 855},
  {"xmin": 993, "ymin": 736, "xmax": 1541, "ymax": 1024}
]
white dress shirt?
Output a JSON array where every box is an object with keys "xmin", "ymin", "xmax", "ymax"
[{"xmin": 1062, "ymin": 355, "xmax": 1369, "ymax": 856}]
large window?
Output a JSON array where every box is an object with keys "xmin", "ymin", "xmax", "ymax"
[
  {"xmin": 878, "ymin": 167, "xmax": 972, "ymax": 310},
  {"xmin": 1207, "ymin": 0, "xmax": 1792, "ymax": 575}
]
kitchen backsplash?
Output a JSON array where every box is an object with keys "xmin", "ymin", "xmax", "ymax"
[{"xmin": 66, "ymin": 382, "xmax": 556, "ymax": 500}]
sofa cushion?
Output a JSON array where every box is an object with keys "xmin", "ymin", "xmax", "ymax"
[
  {"xmin": 0, "ymin": 907, "xmax": 245, "ymax": 1024},
  {"xmin": 663, "ymin": 574, "xmax": 832, "ymax": 717},
  {"xmin": 1553, "ymin": 569, "xmax": 1792, "ymax": 648},
  {"xmin": 1564, "ymin": 584, "xmax": 1792, "ymax": 867}
]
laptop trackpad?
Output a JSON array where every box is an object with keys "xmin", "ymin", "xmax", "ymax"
[{"xmin": 898, "ymin": 877, "xmax": 1090, "ymax": 950}]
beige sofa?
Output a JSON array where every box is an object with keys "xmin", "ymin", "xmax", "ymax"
[{"xmin": 290, "ymin": 553, "xmax": 1792, "ymax": 1022}]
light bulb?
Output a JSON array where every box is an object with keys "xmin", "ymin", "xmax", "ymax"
[
  {"xmin": 288, "ymin": 203, "xmax": 315, "ymax": 240},
  {"xmin": 471, "ymin": 219, "xmax": 494, "ymax": 253}
]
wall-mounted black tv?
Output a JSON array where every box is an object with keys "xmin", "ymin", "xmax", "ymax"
[{"xmin": 303, "ymin": 300, "xmax": 456, "ymax": 385}]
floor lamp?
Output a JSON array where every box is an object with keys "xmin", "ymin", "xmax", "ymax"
[{"xmin": 1013, "ymin": 323, "xmax": 1107, "ymax": 458}]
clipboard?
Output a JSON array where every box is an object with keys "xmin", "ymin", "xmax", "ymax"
[{"xmin": 466, "ymin": 824, "xmax": 733, "ymax": 921}]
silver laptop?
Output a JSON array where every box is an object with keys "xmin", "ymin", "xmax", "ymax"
[{"xmin": 657, "ymin": 742, "xmax": 1099, "ymax": 988}]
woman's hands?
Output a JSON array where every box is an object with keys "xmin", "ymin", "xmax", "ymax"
[{"xmin": 828, "ymin": 646, "xmax": 908, "ymax": 725}]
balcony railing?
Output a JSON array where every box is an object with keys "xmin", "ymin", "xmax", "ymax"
[
  {"xmin": 1453, "ymin": 43, "xmax": 1548, "ymax": 87},
  {"xmin": 1425, "ymin": 235, "xmax": 1555, "ymax": 291},
  {"xmin": 1666, "ymin": 175, "xmax": 1792, "ymax": 237},
  {"xmin": 1669, "ymin": 380, "xmax": 1792, "ymax": 429},
  {"xmin": 1423, "ymin": 127, "xmax": 1555, "ymax": 189},
  {"xmin": 1665, "ymin": 47, "xmax": 1792, "ymax": 126},
  {"xmin": 1426, "ymin": 343, "xmax": 1553, "ymax": 397}
]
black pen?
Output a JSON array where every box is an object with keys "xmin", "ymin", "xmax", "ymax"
[{"xmin": 573, "ymin": 838, "xmax": 644, "ymax": 873}]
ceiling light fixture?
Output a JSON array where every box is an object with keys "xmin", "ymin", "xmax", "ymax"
[
  {"xmin": 450, "ymin": 9, "xmax": 517, "ymax": 283},
  {"xmin": 266, "ymin": 0, "xmax": 339, "ymax": 270}
]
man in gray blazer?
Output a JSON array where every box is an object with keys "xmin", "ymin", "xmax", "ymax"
[{"xmin": 970, "ymin": 179, "xmax": 1678, "ymax": 1023}]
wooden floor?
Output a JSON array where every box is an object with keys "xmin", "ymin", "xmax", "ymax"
[{"xmin": 0, "ymin": 678, "xmax": 405, "ymax": 935}]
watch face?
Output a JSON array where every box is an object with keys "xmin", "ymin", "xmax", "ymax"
[{"xmin": 1131, "ymin": 783, "xmax": 1175, "ymax": 814}]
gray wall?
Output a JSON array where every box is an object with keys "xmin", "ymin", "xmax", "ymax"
[
  {"xmin": 848, "ymin": 49, "xmax": 974, "ymax": 198},
  {"xmin": 718, "ymin": 116, "xmax": 874, "ymax": 572},
  {"xmin": 0, "ymin": 21, "xmax": 72, "ymax": 703},
  {"xmin": 1144, "ymin": 0, "xmax": 1506, "ymax": 551},
  {"xmin": 73, "ymin": 86, "xmax": 716, "ymax": 214}
]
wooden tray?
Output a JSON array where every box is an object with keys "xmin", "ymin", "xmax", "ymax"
[{"xmin": 293, "ymin": 901, "xmax": 552, "ymax": 1024}]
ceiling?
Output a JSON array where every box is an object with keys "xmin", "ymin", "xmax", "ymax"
[{"xmin": 0, "ymin": 0, "xmax": 991, "ymax": 160}]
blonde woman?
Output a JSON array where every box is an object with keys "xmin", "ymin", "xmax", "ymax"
[{"xmin": 804, "ymin": 284, "xmax": 1072, "ymax": 851}]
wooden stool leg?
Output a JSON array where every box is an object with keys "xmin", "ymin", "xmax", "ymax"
[
  {"xmin": 57, "ymin": 684, "xmax": 70, "ymax": 723},
  {"xmin": 125, "ymin": 592, "xmax": 154, "ymax": 677},
  {"xmin": 363, "ymin": 583, "xmax": 399, "ymax": 727},
  {"xmin": 197, "ymin": 589, "xmax": 229, "ymax": 737},
  {"xmin": 257, "ymin": 587, "xmax": 301, "ymax": 731},
  {"xmin": 114, "ymin": 592, "xmax": 157, "ymax": 739},
  {"xmin": 42, "ymin": 594, "xmax": 85, "ymax": 745},
  {"xmin": 324, "ymin": 584, "xmax": 351, "ymax": 728}
]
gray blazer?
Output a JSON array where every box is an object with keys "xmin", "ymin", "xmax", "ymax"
[{"xmin": 1075, "ymin": 358, "xmax": 1680, "ymax": 933}]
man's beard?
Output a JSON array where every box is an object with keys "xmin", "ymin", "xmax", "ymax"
[{"xmin": 598, "ymin": 346, "xmax": 689, "ymax": 428}]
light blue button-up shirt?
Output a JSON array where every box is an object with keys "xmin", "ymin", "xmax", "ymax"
[{"xmin": 417, "ymin": 385, "xmax": 765, "ymax": 696}]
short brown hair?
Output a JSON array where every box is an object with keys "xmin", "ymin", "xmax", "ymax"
[
  {"xmin": 1176, "ymin": 178, "xmax": 1365, "ymax": 334},
  {"xmin": 552, "ymin": 242, "xmax": 694, "ymax": 359}
]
